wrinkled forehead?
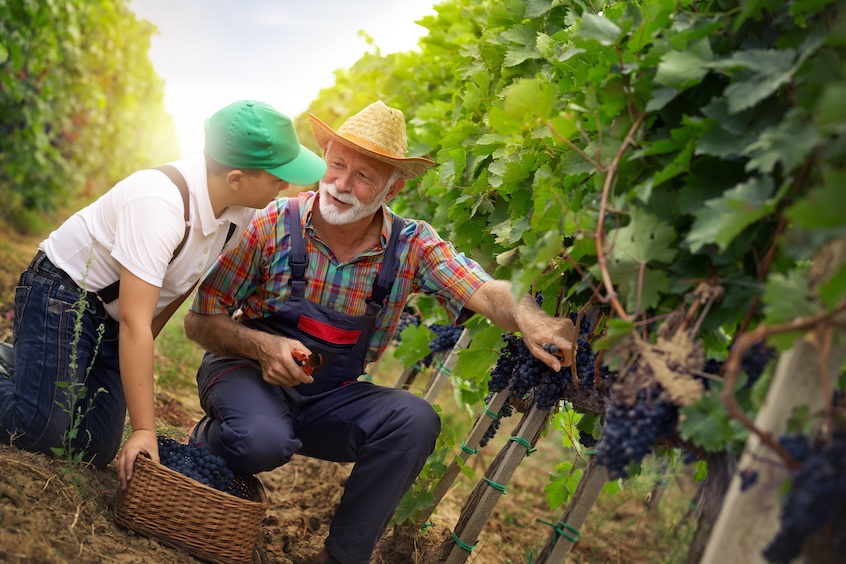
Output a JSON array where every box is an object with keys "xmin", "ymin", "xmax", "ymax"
[{"xmin": 325, "ymin": 140, "xmax": 395, "ymax": 178}]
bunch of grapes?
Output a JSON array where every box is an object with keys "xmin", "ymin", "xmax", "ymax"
[
  {"xmin": 479, "ymin": 396, "xmax": 514, "ymax": 448},
  {"xmin": 595, "ymin": 385, "xmax": 679, "ymax": 479},
  {"xmin": 393, "ymin": 309, "xmax": 421, "ymax": 343},
  {"xmin": 763, "ymin": 430, "xmax": 846, "ymax": 563},
  {"xmin": 157, "ymin": 436, "xmax": 245, "ymax": 498},
  {"xmin": 578, "ymin": 431, "xmax": 598, "ymax": 448},
  {"xmin": 422, "ymin": 323, "xmax": 464, "ymax": 366},
  {"xmin": 740, "ymin": 341, "xmax": 776, "ymax": 387}
]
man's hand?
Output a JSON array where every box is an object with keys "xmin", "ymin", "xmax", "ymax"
[
  {"xmin": 254, "ymin": 332, "xmax": 317, "ymax": 387},
  {"xmin": 117, "ymin": 429, "xmax": 158, "ymax": 489},
  {"xmin": 516, "ymin": 309, "xmax": 575, "ymax": 372}
]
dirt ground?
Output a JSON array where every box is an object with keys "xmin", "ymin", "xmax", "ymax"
[{"xmin": 0, "ymin": 224, "xmax": 697, "ymax": 564}]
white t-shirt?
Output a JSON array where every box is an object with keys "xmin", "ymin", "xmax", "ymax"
[{"xmin": 40, "ymin": 156, "xmax": 255, "ymax": 320}]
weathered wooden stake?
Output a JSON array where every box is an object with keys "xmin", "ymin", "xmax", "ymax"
[
  {"xmin": 423, "ymin": 328, "xmax": 471, "ymax": 404},
  {"xmin": 440, "ymin": 403, "xmax": 550, "ymax": 564},
  {"xmin": 419, "ymin": 389, "xmax": 510, "ymax": 523},
  {"xmin": 534, "ymin": 459, "xmax": 609, "ymax": 563}
]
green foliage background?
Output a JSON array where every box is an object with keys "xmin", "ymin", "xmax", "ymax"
[
  {"xmin": 297, "ymin": 0, "xmax": 846, "ymax": 517},
  {"xmin": 0, "ymin": 0, "xmax": 178, "ymax": 230}
]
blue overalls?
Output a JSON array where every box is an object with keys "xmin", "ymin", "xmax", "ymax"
[{"xmin": 193, "ymin": 200, "xmax": 440, "ymax": 564}]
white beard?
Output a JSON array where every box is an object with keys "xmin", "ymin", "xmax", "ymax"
[{"xmin": 318, "ymin": 180, "xmax": 388, "ymax": 225}]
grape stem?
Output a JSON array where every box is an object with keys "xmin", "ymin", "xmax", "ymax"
[
  {"xmin": 595, "ymin": 112, "xmax": 647, "ymax": 323},
  {"xmin": 721, "ymin": 300, "xmax": 846, "ymax": 470}
]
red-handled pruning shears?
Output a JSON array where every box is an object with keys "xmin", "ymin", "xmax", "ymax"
[{"xmin": 292, "ymin": 350, "xmax": 322, "ymax": 376}]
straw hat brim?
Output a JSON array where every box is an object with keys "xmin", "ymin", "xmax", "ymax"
[{"xmin": 309, "ymin": 114, "xmax": 436, "ymax": 180}]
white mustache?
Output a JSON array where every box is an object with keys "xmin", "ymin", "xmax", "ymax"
[{"xmin": 323, "ymin": 183, "xmax": 358, "ymax": 205}]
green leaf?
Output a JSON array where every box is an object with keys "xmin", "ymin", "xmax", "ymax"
[
  {"xmin": 816, "ymin": 81, "xmax": 846, "ymax": 132},
  {"xmin": 819, "ymin": 265, "xmax": 846, "ymax": 310},
  {"xmin": 678, "ymin": 393, "xmax": 737, "ymax": 452},
  {"xmin": 787, "ymin": 173, "xmax": 846, "ymax": 229},
  {"xmin": 655, "ymin": 39, "xmax": 713, "ymax": 89},
  {"xmin": 763, "ymin": 271, "xmax": 817, "ymax": 325},
  {"xmin": 606, "ymin": 209, "xmax": 678, "ymax": 265},
  {"xmin": 455, "ymin": 324, "xmax": 505, "ymax": 384},
  {"xmin": 715, "ymin": 48, "xmax": 798, "ymax": 114},
  {"xmin": 686, "ymin": 176, "xmax": 776, "ymax": 252},
  {"xmin": 577, "ymin": 13, "xmax": 622, "ymax": 46},
  {"xmin": 393, "ymin": 324, "xmax": 435, "ymax": 368},
  {"xmin": 593, "ymin": 319, "xmax": 636, "ymax": 352},
  {"xmin": 503, "ymin": 78, "xmax": 558, "ymax": 120},
  {"xmin": 743, "ymin": 110, "xmax": 819, "ymax": 175}
]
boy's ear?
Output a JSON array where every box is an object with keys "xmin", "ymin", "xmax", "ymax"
[{"xmin": 225, "ymin": 169, "xmax": 244, "ymax": 191}]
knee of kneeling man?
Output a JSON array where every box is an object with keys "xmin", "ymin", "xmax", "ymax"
[{"xmin": 222, "ymin": 423, "xmax": 298, "ymax": 474}]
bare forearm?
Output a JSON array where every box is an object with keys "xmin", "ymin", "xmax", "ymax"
[
  {"xmin": 465, "ymin": 280, "xmax": 539, "ymax": 332},
  {"xmin": 119, "ymin": 325, "xmax": 156, "ymax": 433},
  {"xmin": 184, "ymin": 310, "xmax": 267, "ymax": 360}
]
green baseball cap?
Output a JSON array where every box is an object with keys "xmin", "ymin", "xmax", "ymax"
[{"xmin": 204, "ymin": 100, "xmax": 326, "ymax": 185}]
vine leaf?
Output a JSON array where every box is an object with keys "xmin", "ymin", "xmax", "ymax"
[
  {"xmin": 686, "ymin": 176, "xmax": 776, "ymax": 252},
  {"xmin": 763, "ymin": 271, "xmax": 817, "ymax": 326},
  {"xmin": 742, "ymin": 109, "xmax": 819, "ymax": 174},
  {"xmin": 577, "ymin": 13, "xmax": 622, "ymax": 46},
  {"xmin": 679, "ymin": 392, "xmax": 741, "ymax": 452},
  {"xmin": 503, "ymin": 78, "xmax": 558, "ymax": 121},
  {"xmin": 393, "ymin": 324, "xmax": 434, "ymax": 369},
  {"xmin": 606, "ymin": 209, "xmax": 678, "ymax": 265},
  {"xmin": 787, "ymin": 172, "xmax": 846, "ymax": 228},
  {"xmin": 454, "ymin": 325, "xmax": 504, "ymax": 385},
  {"xmin": 654, "ymin": 39, "xmax": 713, "ymax": 89}
]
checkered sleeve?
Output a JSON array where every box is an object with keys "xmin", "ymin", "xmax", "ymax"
[
  {"xmin": 190, "ymin": 203, "xmax": 281, "ymax": 315},
  {"xmin": 412, "ymin": 220, "xmax": 492, "ymax": 323}
]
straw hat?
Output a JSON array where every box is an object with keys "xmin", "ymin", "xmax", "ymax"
[{"xmin": 309, "ymin": 101, "xmax": 436, "ymax": 179}]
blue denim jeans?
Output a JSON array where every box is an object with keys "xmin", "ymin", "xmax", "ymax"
[{"xmin": 0, "ymin": 251, "xmax": 122, "ymax": 467}]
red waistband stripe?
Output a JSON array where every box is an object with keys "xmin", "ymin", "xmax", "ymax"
[{"xmin": 298, "ymin": 316, "xmax": 361, "ymax": 345}]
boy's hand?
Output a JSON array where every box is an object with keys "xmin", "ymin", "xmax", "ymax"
[{"xmin": 117, "ymin": 429, "xmax": 159, "ymax": 489}]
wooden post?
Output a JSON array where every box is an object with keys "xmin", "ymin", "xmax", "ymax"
[
  {"xmin": 700, "ymin": 338, "xmax": 846, "ymax": 563},
  {"xmin": 423, "ymin": 328, "xmax": 471, "ymax": 404},
  {"xmin": 534, "ymin": 459, "xmax": 609, "ymax": 563},
  {"xmin": 393, "ymin": 364, "xmax": 421, "ymax": 390},
  {"xmin": 440, "ymin": 403, "xmax": 550, "ymax": 564},
  {"xmin": 419, "ymin": 389, "xmax": 510, "ymax": 523}
]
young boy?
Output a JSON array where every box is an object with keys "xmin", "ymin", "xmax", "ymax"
[{"xmin": 0, "ymin": 100, "xmax": 326, "ymax": 488}]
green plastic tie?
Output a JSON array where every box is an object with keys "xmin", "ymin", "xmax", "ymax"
[
  {"xmin": 421, "ymin": 522, "xmax": 434, "ymax": 531},
  {"xmin": 583, "ymin": 449, "xmax": 598, "ymax": 456},
  {"xmin": 484, "ymin": 406, "xmax": 500, "ymax": 420},
  {"xmin": 483, "ymin": 476, "xmax": 507, "ymax": 494},
  {"xmin": 438, "ymin": 363, "xmax": 452, "ymax": 376},
  {"xmin": 461, "ymin": 442, "xmax": 479, "ymax": 455},
  {"xmin": 451, "ymin": 531, "xmax": 477, "ymax": 552},
  {"xmin": 537, "ymin": 518, "xmax": 580, "ymax": 544},
  {"xmin": 509, "ymin": 435, "xmax": 537, "ymax": 456}
]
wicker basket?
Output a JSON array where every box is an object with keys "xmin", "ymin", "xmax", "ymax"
[{"xmin": 115, "ymin": 453, "xmax": 268, "ymax": 564}]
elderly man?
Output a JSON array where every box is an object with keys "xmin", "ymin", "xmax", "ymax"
[{"xmin": 183, "ymin": 101, "xmax": 574, "ymax": 564}]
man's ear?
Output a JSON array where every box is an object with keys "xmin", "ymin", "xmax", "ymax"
[
  {"xmin": 225, "ymin": 169, "xmax": 244, "ymax": 192},
  {"xmin": 384, "ymin": 178, "xmax": 406, "ymax": 203}
]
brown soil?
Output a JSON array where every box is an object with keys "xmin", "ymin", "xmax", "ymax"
[{"xmin": 0, "ymin": 224, "xmax": 697, "ymax": 563}]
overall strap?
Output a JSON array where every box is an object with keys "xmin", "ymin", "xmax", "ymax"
[
  {"xmin": 97, "ymin": 164, "xmax": 190, "ymax": 304},
  {"xmin": 365, "ymin": 215, "xmax": 406, "ymax": 314},
  {"xmin": 286, "ymin": 198, "xmax": 308, "ymax": 281}
]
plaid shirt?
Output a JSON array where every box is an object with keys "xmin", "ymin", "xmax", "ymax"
[{"xmin": 191, "ymin": 191, "xmax": 492, "ymax": 362}]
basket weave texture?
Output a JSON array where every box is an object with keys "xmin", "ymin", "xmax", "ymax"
[{"xmin": 115, "ymin": 453, "xmax": 268, "ymax": 564}]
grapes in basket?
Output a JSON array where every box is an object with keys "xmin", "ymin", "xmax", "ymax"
[{"xmin": 157, "ymin": 435, "xmax": 246, "ymax": 499}]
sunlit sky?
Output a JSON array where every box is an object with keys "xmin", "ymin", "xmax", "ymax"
[{"xmin": 128, "ymin": 0, "xmax": 438, "ymax": 157}]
